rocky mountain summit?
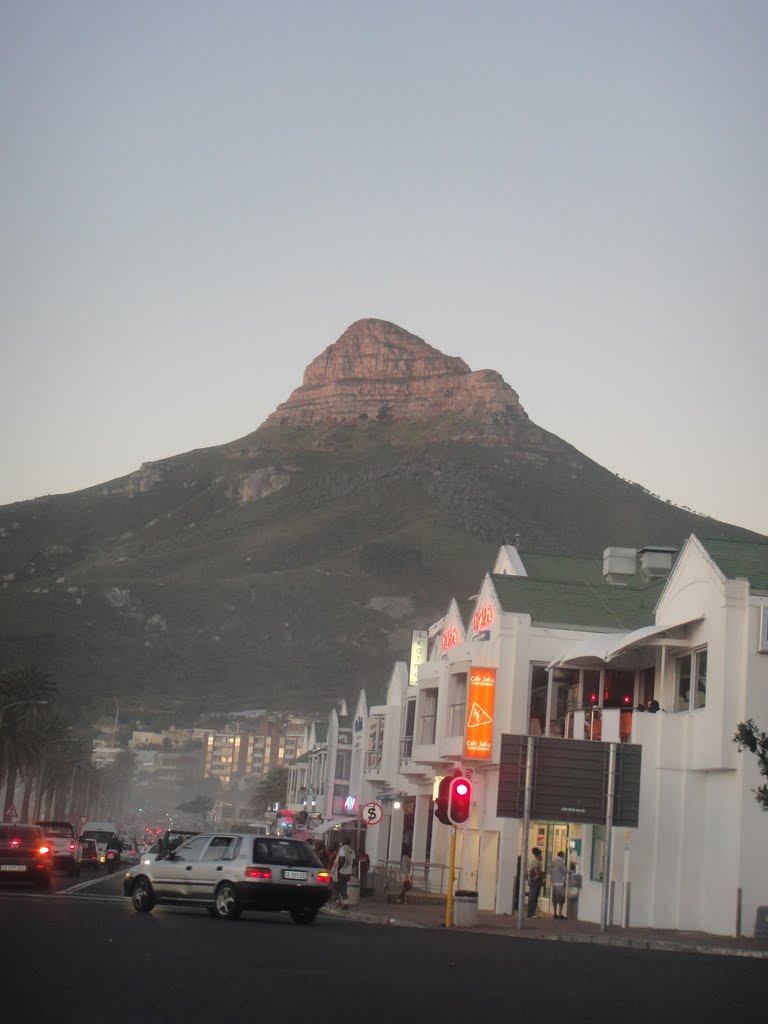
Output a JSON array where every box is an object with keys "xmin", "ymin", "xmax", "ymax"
[
  {"xmin": 264, "ymin": 318, "xmax": 528, "ymax": 441},
  {"xmin": 0, "ymin": 318, "xmax": 761, "ymax": 716}
]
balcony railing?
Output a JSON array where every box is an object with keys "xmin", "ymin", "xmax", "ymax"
[
  {"xmin": 400, "ymin": 736, "xmax": 413, "ymax": 762},
  {"xmin": 364, "ymin": 749, "xmax": 383, "ymax": 773}
]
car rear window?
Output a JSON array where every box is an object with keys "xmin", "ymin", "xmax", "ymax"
[
  {"xmin": 251, "ymin": 839, "xmax": 322, "ymax": 866},
  {"xmin": 37, "ymin": 823, "xmax": 74, "ymax": 837},
  {"xmin": 81, "ymin": 830, "xmax": 114, "ymax": 843},
  {"xmin": 0, "ymin": 824, "xmax": 41, "ymax": 838}
]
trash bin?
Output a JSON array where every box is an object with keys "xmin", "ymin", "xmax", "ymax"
[
  {"xmin": 454, "ymin": 890, "xmax": 479, "ymax": 927},
  {"xmin": 347, "ymin": 878, "xmax": 361, "ymax": 907},
  {"xmin": 755, "ymin": 906, "xmax": 768, "ymax": 939}
]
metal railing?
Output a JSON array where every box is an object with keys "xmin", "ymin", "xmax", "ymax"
[
  {"xmin": 400, "ymin": 736, "xmax": 413, "ymax": 762},
  {"xmin": 370, "ymin": 859, "xmax": 462, "ymax": 896},
  {"xmin": 364, "ymin": 749, "xmax": 383, "ymax": 773}
]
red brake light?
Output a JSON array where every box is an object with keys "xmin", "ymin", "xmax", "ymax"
[
  {"xmin": 244, "ymin": 866, "xmax": 272, "ymax": 879},
  {"xmin": 316, "ymin": 871, "xmax": 331, "ymax": 884},
  {"xmin": 10, "ymin": 839, "xmax": 20, "ymax": 848},
  {"xmin": 69, "ymin": 841, "xmax": 77, "ymax": 851},
  {"xmin": 39, "ymin": 845, "xmax": 51, "ymax": 855}
]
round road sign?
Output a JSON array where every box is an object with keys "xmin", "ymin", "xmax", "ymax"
[{"xmin": 360, "ymin": 801, "xmax": 384, "ymax": 825}]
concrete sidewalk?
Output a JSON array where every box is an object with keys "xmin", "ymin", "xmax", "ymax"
[{"xmin": 322, "ymin": 893, "xmax": 768, "ymax": 959}]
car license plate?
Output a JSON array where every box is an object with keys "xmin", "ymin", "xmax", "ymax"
[
  {"xmin": 283, "ymin": 869, "xmax": 308, "ymax": 880},
  {"xmin": 1, "ymin": 864, "xmax": 27, "ymax": 872}
]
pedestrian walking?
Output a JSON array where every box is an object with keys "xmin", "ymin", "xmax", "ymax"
[
  {"xmin": 527, "ymin": 847, "xmax": 543, "ymax": 918},
  {"xmin": 549, "ymin": 850, "xmax": 567, "ymax": 919}
]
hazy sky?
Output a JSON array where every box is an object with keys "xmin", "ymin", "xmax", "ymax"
[{"xmin": 2, "ymin": 1, "xmax": 766, "ymax": 537}]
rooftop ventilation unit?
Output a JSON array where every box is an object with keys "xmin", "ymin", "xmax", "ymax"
[
  {"xmin": 603, "ymin": 547, "xmax": 637, "ymax": 585},
  {"xmin": 638, "ymin": 546, "xmax": 677, "ymax": 582}
]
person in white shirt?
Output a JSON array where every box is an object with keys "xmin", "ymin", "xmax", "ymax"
[
  {"xmin": 549, "ymin": 850, "xmax": 567, "ymax": 919},
  {"xmin": 336, "ymin": 840, "xmax": 355, "ymax": 909}
]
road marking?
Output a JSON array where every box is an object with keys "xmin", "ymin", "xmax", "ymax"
[{"xmin": 60, "ymin": 875, "xmax": 117, "ymax": 894}]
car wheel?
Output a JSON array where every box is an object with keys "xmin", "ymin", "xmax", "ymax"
[
  {"xmin": 131, "ymin": 877, "xmax": 156, "ymax": 914},
  {"xmin": 289, "ymin": 906, "xmax": 318, "ymax": 925},
  {"xmin": 214, "ymin": 882, "xmax": 241, "ymax": 920}
]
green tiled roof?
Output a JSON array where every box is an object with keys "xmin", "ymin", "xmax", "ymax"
[
  {"xmin": 700, "ymin": 537, "xmax": 768, "ymax": 591},
  {"xmin": 491, "ymin": 574, "xmax": 662, "ymax": 632},
  {"xmin": 312, "ymin": 722, "xmax": 328, "ymax": 744},
  {"xmin": 519, "ymin": 552, "xmax": 650, "ymax": 588}
]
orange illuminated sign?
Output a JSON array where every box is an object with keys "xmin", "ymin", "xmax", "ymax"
[{"xmin": 464, "ymin": 667, "xmax": 496, "ymax": 760}]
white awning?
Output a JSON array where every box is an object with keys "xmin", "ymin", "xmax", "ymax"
[
  {"xmin": 547, "ymin": 639, "xmax": 622, "ymax": 670},
  {"xmin": 310, "ymin": 816, "xmax": 359, "ymax": 838},
  {"xmin": 548, "ymin": 616, "xmax": 704, "ymax": 670},
  {"xmin": 605, "ymin": 617, "xmax": 703, "ymax": 662}
]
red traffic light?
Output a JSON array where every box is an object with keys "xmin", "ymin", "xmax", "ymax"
[{"xmin": 447, "ymin": 777, "xmax": 471, "ymax": 825}]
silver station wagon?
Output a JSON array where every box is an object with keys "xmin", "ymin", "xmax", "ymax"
[{"xmin": 124, "ymin": 833, "xmax": 332, "ymax": 924}]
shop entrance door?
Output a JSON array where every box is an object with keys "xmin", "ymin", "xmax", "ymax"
[{"xmin": 531, "ymin": 822, "xmax": 569, "ymax": 916}]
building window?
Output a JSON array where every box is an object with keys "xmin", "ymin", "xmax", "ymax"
[
  {"xmin": 693, "ymin": 648, "xmax": 707, "ymax": 709},
  {"xmin": 528, "ymin": 665, "xmax": 578, "ymax": 737},
  {"xmin": 366, "ymin": 715, "xmax": 384, "ymax": 773},
  {"xmin": 335, "ymin": 749, "xmax": 351, "ymax": 779},
  {"xmin": 418, "ymin": 688, "xmax": 438, "ymax": 745},
  {"xmin": 590, "ymin": 826, "xmax": 606, "ymax": 882},
  {"xmin": 675, "ymin": 648, "xmax": 707, "ymax": 711},
  {"xmin": 448, "ymin": 673, "xmax": 467, "ymax": 736}
]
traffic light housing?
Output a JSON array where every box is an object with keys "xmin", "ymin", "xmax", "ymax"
[
  {"xmin": 434, "ymin": 773, "xmax": 472, "ymax": 826},
  {"xmin": 434, "ymin": 775, "xmax": 452, "ymax": 825},
  {"xmin": 447, "ymin": 776, "xmax": 471, "ymax": 825}
]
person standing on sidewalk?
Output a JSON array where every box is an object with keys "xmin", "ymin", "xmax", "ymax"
[
  {"xmin": 397, "ymin": 845, "xmax": 413, "ymax": 904},
  {"xmin": 336, "ymin": 838, "xmax": 355, "ymax": 909},
  {"xmin": 549, "ymin": 850, "xmax": 567, "ymax": 919},
  {"xmin": 527, "ymin": 847, "xmax": 543, "ymax": 918}
]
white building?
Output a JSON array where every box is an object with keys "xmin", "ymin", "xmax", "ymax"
[{"xmin": 303, "ymin": 534, "xmax": 768, "ymax": 937}]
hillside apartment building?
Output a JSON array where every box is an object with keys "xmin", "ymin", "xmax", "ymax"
[{"xmin": 287, "ymin": 534, "xmax": 768, "ymax": 938}]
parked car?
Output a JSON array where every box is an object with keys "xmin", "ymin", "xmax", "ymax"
[
  {"xmin": 35, "ymin": 820, "xmax": 82, "ymax": 876},
  {"xmin": 79, "ymin": 838, "xmax": 100, "ymax": 871},
  {"xmin": 0, "ymin": 823, "xmax": 54, "ymax": 889},
  {"xmin": 125, "ymin": 833, "xmax": 332, "ymax": 923}
]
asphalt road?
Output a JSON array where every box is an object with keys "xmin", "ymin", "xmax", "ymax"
[{"xmin": 1, "ymin": 871, "xmax": 763, "ymax": 1022}]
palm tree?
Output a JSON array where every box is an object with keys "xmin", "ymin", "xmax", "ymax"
[{"xmin": 0, "ymin": 667, "xmax": 54, "ymax": 820}]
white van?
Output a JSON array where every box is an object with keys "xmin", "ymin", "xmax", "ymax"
[{"xmin": 80, "ymin": 821, "xmax": 119, "ymax": 864}]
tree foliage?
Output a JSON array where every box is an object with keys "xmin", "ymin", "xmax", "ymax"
[
  {"xmin": 177, "ymin": 795, "xmax": 214, "ymax": 825},
  {"xmin": 247, "ymin": 768, "xmax": 288, "ymax": 817},
  {"xmin": 733, "ymin": 719, "xmax": 768, "ymax": 811}
]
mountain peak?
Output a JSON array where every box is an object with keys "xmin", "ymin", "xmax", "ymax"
[{"xmin": 263, "ymin": 318, "xmax": 527, "ymax": 438}]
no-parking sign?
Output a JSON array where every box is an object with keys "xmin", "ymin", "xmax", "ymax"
[{"xmin": 360, "ymin": 801, "xmax": 383, "ymax": 825}]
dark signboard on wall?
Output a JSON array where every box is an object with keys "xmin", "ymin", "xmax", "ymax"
[{"xmin": 497, "ymin": 734, "xmax": 641, "ymax": 828}]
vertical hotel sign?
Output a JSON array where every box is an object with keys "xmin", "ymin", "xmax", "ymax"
[
  {"xmin": 409, "ymin": 629, "xmax": 429, "ymax": 686},
  {"xmin": 464, "ymin": 667, "xmax": 496, "ymax": 759}
]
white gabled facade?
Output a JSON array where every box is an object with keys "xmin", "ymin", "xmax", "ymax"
[{"xmin": 333, "ymin": 534, "xmax": 768, "ymax": 937}]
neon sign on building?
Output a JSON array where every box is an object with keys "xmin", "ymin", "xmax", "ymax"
[
  {"xmin": 442, "ymin": 625, "xmax": 460, "ymax": 653},
  {"xmin": 473, "ymin": 601, "xmax": 494, "ymax": 634}
]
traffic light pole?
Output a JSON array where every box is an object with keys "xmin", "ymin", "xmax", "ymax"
[{"xmin": 445, "ymin": 825, "xmax": 457, "ymax": 928}]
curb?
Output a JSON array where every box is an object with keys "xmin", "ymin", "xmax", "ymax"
[
  {"xmin": 322, "ymin": 906, "xmax": 768, "ymax": 958},
  {"xmin": 321, "ymin": 905, "xmax": 425, "ymax": 928}
]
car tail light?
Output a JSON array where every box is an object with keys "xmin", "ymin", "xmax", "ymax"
[
  {"xmin": 244, "ymin": 866, "xmax": 272, "ymax": 879},
  {"xmin": 316, "ymin": 871, "xmax": 331, "ymax": 884},
  {"xmin": 69, "ymin": 841, "xmax": 76, "ymax": 851},
  {"xmin": 39, "ymin": 845, "xmax": 51, "ymax": 855}
]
